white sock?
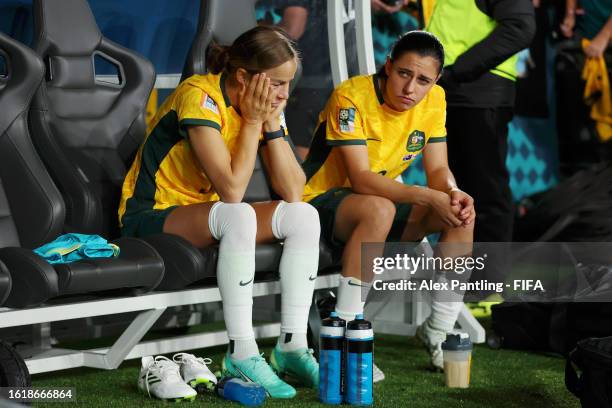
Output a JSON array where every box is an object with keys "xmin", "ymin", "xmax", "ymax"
[
  {"xmin": 335, "ymin": 276, "xmax": 371, "ymax": 323},
  {"xmin": 209, "ymin": 202, "xmax": 259, "ymax": 360},
  {"xmin": 428, "ymin": 272, "xmax": 467, "ymax": 333},
  {"xmin": 272, "ymin": 202, "xmax": 320, "ymax": 352}
]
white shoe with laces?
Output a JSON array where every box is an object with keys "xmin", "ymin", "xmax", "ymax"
[
  {"xmin": 173, "ymin": 352, "xmax": 218, "ymax": 392},
  {"xmin": 138, "ymin": 356, "xmax": 197, "ymax": 401},
  {"xmin": 416, "ymin": 322, "xmax": 446, "ymax": 371}
]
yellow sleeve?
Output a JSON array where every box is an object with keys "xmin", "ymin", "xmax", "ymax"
[
  {"xmin": 325, "ymin": 92, "xmax": 366, "ymax": 146},
  {"xmin": 176, "ymin": 87, "xmax": 223, "ymax": 136},
  {"xmin": 428, "ymin": 87, "xmax": 447, "ymax": 144}
]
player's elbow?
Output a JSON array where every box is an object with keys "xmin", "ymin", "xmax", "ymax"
[
  {"xmin": 281, "ymin": 190, "xmax": 304, "ymax": 203},
  {"xmin": 273, "ymin": 180, "xmax": 306, "ymax": 203},
  {"xmin": 217, "ymin": 184, "xmax": 246, "ymax": 204},
  {"xmin": 350, "ymin": 179, "xmax": 373, "ymax": 196},
  {"xmin": 348, "ymin": 170, "xmax": 375, "ymax": 195}
]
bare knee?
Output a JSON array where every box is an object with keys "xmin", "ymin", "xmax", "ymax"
[{"xmin": 358, "ymin": 195, "xmax": 396, "ymax": 231}]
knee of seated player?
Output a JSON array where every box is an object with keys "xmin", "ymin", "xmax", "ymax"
[
  {"xmin": 439, "ymin": 210, "xmax": 476, "ymax": 239},
  {"xmin": 215, "ymin": 202, "xmax": 257, "ymax": 243},
  {"xmin": 349, "ymin": 195, "xmax": 396, "ymax": 241},
  {"xmin": 278, "ymin": 201, "xmax": 321, "ymax": 242},
  {"xmin": 357, "ymin": 195, "xmax": 396, "ymax": 231},
  {"xmin": 406, "ymin": 204, "xmax": 433, "ymax": 236}
]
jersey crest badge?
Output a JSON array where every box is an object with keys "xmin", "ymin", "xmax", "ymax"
[
  {"xmin": 407, "ymin": 130, "xmax": 425, "ymax": 152},
  {"xmin": 338, "ymin": 108, "xmax": 355, "ymax": 133},
  {"xmin": 201, "ymin": 93, "xmax": 219, "ymax": 114}
]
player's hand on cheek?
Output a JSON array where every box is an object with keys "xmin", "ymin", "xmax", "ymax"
[
  {"xmin": 239, "ymin": 73, "xmax": 271, "ymax": 127},
  {"xmin": 263, "ymin": 88, "xmax": 285, "ymax": 132}
]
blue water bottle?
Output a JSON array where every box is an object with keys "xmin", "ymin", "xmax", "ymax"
[
  {"xmin": 345, "ymin": 314, "xmax": 373, "ymax": 406},
  {"xmin": 319, "ymin": 311, "xmax": 346, "ymax": 404},
  {"xmin": 215, "ymin": 377, "xmax": 266, "ymax": 407}
]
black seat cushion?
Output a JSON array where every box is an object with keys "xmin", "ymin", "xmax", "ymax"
[
  {"xmin": 54, "ymin": 237, "xmax": 164, "ymax": 296},
  {"xmin": 0, "ymin": 260, "xmax": 12, "ymax": 306}
]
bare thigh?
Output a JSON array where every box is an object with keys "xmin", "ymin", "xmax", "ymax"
[
  {"xmin": 333, "ymin": 193, "xmax": 396, "ymax": 243},
  {"xmin": 163, "ymin": 201, "xmax": 283, "ymax": 248}
]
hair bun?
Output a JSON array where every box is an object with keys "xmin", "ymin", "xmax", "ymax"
[{"xmin": 207, "ymin": 43, "xmax": 230, "ymax": 74}]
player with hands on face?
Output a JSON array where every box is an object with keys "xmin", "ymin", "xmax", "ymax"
[{"xmin": 120, "ymin": 26, "xmax": 320, "ymax": 399}]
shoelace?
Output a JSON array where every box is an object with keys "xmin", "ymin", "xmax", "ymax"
[
  {"xmin": 296, "ymin": 349, "xmax": 318, "ymax": 371},
  {"xmin": 173, "ymin": 352, "xmax": 213, "ymax": 367},
  {"xmin": 144, "ymin": 356, "xmax": 182, "ymax": 397},
  {"xmin": 243, "ymin": 354, "xmax": 278, "ymax": 386}
]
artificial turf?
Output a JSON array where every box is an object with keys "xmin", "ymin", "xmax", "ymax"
[{"xmin": 31, "ymin": 318, "xmax": 580, "ymax": 408}]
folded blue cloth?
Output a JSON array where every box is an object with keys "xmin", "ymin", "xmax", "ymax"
[{"xmin": 34, "ymin": 233, "xmax": 120, "ymax": 264}]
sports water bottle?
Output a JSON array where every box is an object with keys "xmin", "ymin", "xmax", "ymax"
[
  {"xmin": 215, "ymin": 377, "xmax": 266, "ymax": 407},
  {"xmin": 345, "ymin": 314, "xmax": 373, "ymax": 406},
  {"xmin": 319, "ymin": 311, "xmax": 346, "ymax": 404}
]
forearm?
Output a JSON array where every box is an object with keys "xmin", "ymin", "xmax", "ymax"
[
  {"xmin": 598, "ymin": 16, "xmax": 612, "ymax": 40},
  {"xmin": 427, "ymin": 167, "xmax": 457, "ymax": 193},
  {"xmin": 225, "ymin": 122, "xmax": 261, "ymax": 201},
  {"xmin": 264, "ymin": 139, "xmax": 306, "ymax": 202},
  {"xmin": 351, "ymin": 171, "xmax": 432, "ymax": 206},
  {"xmin": 565, "ymin": 0, "xmax": 577, "ymax": 14}
]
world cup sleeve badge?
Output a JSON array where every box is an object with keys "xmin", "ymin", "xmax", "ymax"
[
  {"xmin": 201, "ymin": 93, "xmax": 220, "ymax": 114},
  {"xmin": 338, "ymin": 108, "xmax": 356, "ymax": 133}
]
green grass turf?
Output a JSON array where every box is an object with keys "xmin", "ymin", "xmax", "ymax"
[{"xmin": 30, "ymin": 318, "xmax": 580, "ymax": 408}]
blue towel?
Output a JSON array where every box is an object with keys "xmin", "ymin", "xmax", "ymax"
[{"xmin": 34, "ymin": 233, "xmax": 120, "ymax": 264}]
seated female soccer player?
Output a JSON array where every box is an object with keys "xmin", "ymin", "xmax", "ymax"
[
  {"xmin": 119, "ymin": 26, "xmax": 319, "ymax": 398},
  {"xmin": 302, "ymin": 31, "xmax": 475, "ymax": 372}
]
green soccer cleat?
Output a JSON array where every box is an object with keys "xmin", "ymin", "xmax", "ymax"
[
  {"xmin": 222, "ymin": 353, "xmax": 296, "ymax": 399},
  {"xmin": 270, "ymin": 346, "xmax": 319, "ymax": 388}
]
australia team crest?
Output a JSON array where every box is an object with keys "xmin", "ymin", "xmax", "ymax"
[{"xmin": 406, "ymin": 130, "xmax": 425, "ymax": 152}]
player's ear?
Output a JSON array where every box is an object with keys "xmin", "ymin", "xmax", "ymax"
[
  {"xmin": 236, "ymin": 68, "xmax": 249, "ymax": 87},
  {"xmin": 384, "ymin": 57, "xmax": 392, "ymax": 77}
]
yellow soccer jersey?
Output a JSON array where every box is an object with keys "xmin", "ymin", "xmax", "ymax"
[
  {"xmin": 302, "ymin": 74, "xmax": 447, "ymax": 202},
  {"xmin": 118, "ymin": 72, "xmax": 287, "ymax": 225}
]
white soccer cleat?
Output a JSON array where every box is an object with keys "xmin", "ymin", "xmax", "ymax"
[
  {"xmin": 373, "ymin": 363, "xmax": 385, "ymax": 383},
  {"xmin": 173, "ymin": 352, "xmax": 218, "ymax": 393},
  {"xmin": 138, "ymin": 356, "xmax": 197, "ymax": 402},
  {"xmin": 416, "ymin": 322, "xmax": 446, "ymax": 371}
]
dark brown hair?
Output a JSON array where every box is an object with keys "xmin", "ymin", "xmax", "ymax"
[
  {"xmin": 208, "ymin": 26, "xmax": 298, "ymax": 76},
  {"xmin": 377, "ymin": 30, "xmax": 445, "ymax": 78}
]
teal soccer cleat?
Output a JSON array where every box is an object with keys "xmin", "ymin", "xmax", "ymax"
[
  {"xmin": 270, "ymin": 346, "xmax": 319, "ymax": 388},
  {"xmin": 222, "ymin": 353, "xmax": 296, "ymax": 399}
]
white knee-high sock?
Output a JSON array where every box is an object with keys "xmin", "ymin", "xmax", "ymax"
[
  {"xmin": 209, "ymin": 201, "xmax": 258, "ymax": 360},
  {"xmin": 428, "ymin": 271, "xmax": 468, "ymax": 333},
  {"xmin": 335, "ymin": 276, "xmax": 371, "ymax": 323},
  {"xmin": 272, "ymin": 201, "xmax": 320, "ymax": 352}
]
